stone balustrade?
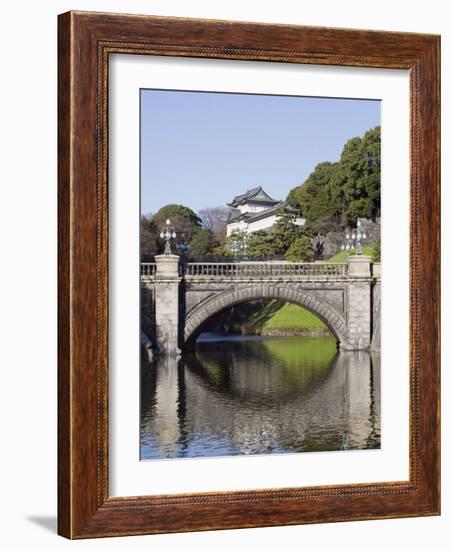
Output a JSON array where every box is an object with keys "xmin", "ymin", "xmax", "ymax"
[
  {"xmin": 141, "ymin": 262, "xmax": 156, "ymax": 277},
  {"xmin": 141, "ymin": 261, "xmax": 349, "ymax": 279}
]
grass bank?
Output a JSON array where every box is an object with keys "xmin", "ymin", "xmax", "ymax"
[
  {"xmin": 327, "ymin": 245, "xmax": 374, "ymax": 263},
  {"xmin": 231, "ymin": 300, "xmax": 330, "ymax": 336}
]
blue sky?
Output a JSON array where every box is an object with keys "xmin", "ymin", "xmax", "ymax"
[{"xmin": 141, "ymin": 89, "xmax": 380, "ymax": 215}]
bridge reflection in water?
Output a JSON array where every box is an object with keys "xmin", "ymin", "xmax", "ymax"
[{"xmin": 140, "ymin": 335, "xmax": 380, "ymax": 460}]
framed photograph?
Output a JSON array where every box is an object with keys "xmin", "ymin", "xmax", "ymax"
[{"xmin": 58, "ymin": 11, "xmax": 440, "ymax": 538}]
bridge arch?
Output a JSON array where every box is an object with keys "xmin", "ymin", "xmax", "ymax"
[{"xmin": 183, "ymin": 284, "xmax": 348, "ymax": 349}]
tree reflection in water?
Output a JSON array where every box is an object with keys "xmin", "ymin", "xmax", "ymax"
[{"xmin": 140, "ymin": 335, "xmax": 380, "ymax": 460}]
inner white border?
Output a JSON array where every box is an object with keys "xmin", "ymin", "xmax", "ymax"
[{"xmin": 109, "ymin": 55, "xmax": 410, "ymax": 497}]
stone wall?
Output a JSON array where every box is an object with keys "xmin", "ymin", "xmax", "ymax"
[
  {"xmin": 371, "ymin": 278, "xmax": 381, "ymax": 351},
  {"xmin": 312, "ymin": 218, "xmax": 381, "ymax": 260},
  {"xmin": 358, "ymin": 217, "xmax": 381, "ymax": 245},
  {"xmin": 312, "ymin": 232, "xmax": 343, "ymax": 260}
]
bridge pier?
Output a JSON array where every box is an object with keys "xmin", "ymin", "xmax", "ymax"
[
  {"xmin": 343, "ymin": 256, "xmax": 372, "ymax": 350},
  {"xmin": 154, "ymin": 254, "xmax": 181, "ymax": 355},
  {"xmin": 370, "ymin": 262, "xmax": 381, "ymax": 351}
]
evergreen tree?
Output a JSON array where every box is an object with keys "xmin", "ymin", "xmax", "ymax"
[
  {"xmin": 154, "ymin": 204, "xmax": 202, "ymax": 227},
  {"xmin": 332, "ymin": 126, "xmax": 381, "ymax": 225},
  {"xmin": 188, "ymin": 228, "xmax": 213, "ymax": 256},
  {"xmin": 285, "ymin": 235, "xmax": 315, "ymax": 262},
  {"xmin": 140, "ymin": 215, "xmax": 159, "ymax": 257},
  {"xmin": 270, "ymin": 211, "xmax": 307, "ymax": 256},
  {"xmin": 248, "ymin": 230, "xmax": 276, "ymax": 257},
  {"xmin": 287, "ymin": 162, "xmax": 339, "ymax": 231},
  {"xmin": 287, "ymin": 126, "xmax": 381, "ymax": 230},
  {"xmin": 152, "ymin": 204, "xmax": 203, "ymax": 254}
]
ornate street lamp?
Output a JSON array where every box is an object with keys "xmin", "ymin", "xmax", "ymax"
[
  {"xmin": 341, "ymin": 220, "xmax": 367, "ymax": 256},
  {"xmin": 231, "ymin": 234, "xmax": 249, "ymax": 260},
  {"xmin": 242, "ymin": 234, "xmax": 249, "ymax": 260},
  {"xmin": 231, "ymin": 239, "xmax": 241, "ymax": 259},
  {"xmin": 159, "ymin": 218, "xmax": 177, "ymax": 255}
]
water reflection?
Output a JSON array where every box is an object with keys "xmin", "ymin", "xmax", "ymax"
[{"xmin": 140, "ymin": 335, "xmax": 380, "ymax": 460}]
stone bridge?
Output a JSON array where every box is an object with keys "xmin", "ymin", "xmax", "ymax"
[{"xmin": 141, "ymin": 256, "xmax": 381, "ymax": 354}]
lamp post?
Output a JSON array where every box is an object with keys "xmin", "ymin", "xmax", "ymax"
[
  {"xmin": 231, "ymin": 234, "xmax": 249, "ymax": 260},
  {"xmin": 231, "ymin": 239, "xmax": 240, "ymax": 258},
  {"xmin": 242, "ymin": 235, "xmax": 249, "ymax": 260},
  {"xmin": 160, "ymin": 218, "xmax": 177, "ymax": 255},
  {"xmin": 341, "ymin": 220, "xmax": 367, "ymax": 256}
]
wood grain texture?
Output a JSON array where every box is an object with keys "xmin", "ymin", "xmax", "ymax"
[
  {"xmin": 57, "ymin": 11, "xmax": 440, "ymax": 539},
  {"xmin": 57, "ymin": 10, "xmax": 72, "ymax": 538}
]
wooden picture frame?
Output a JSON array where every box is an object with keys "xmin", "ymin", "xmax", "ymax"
[{"xmin": 58, "ymin": 11, "xmax": 440, "ymax": 539}]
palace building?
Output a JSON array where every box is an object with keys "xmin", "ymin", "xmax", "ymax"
[{"xmin": 225, "ymin": 186, "xmax": 305, "ymax": 236}]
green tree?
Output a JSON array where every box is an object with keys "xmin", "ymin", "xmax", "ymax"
[
  {"xmin": 287, "ymin": 126, "xmax": 381, "ymax": 231},
  {"xmin": 284, "ymin": 235, "xmax": 314, "ymax": 262},
  {"xmin": 152, "ymin": 204, "xmax": 202, "ymax": 254},
  {"xmin": 332, "ymin": 126, "xmax": 381, "ymax": 225},
  {"xmin": 140, "ymin": 215, "xmax": 159, "ymax": 257},
  {"xmin": 154, "ymin": 204, "xmax": 202, "ymax": 227},
  {"xmin": 248, "ymin": 230, "xmax": 276, "ymax": 257},
  {"xmin": 188, "ymin": 228, "xmax": 213, "ymax": 255},
  {"xmin": 270, "ymin": 211, "xmax": 308, "ymax": 256},
  {"xmin": 224, "ymin": 212, "xmax": 311, "ymax": 258},
  {"xmin": 287, "ymin": 162, "xmax": 339, "ymax": 231}
]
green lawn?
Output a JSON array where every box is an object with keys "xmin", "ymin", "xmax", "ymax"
[
  {"xmin": 242, "ymin": 300, "xmax": 329, "ymax": 335},
  {"xmin": 263, "ymin": 336, "xmax": 337, "ymax": 369},
  {"xmin": 327, "ymin": 245, "xmax": 374, "ymax": 263}
]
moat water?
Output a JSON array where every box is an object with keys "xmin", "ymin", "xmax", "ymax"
[{"xmin": 140, "ymin": 334, "xmax": 380, "ymax": 460}]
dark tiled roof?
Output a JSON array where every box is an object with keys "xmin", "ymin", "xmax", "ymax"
[
  {"xmin": 227, "ymin": 186, "xmax": 279, "ymax": 207},
  {"xmin": 225, "ymin": 201, "xmax": 301, "ymax": 225},
  {"xmin": 245, "ymin": 201, "xmax": 298, "ymax": 222},
  {"xmin": 226, "ymin": 208, "xmax": 242, "ymax": 222}
]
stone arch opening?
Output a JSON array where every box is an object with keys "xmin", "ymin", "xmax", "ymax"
[{"xmin": 183, "ymin": 285, "xmax": 347, "ymax": 350}]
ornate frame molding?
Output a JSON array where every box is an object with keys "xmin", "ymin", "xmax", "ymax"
[{"xmin": 58, "ymin": 11, "xmax": 440, "ymax": 538}]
